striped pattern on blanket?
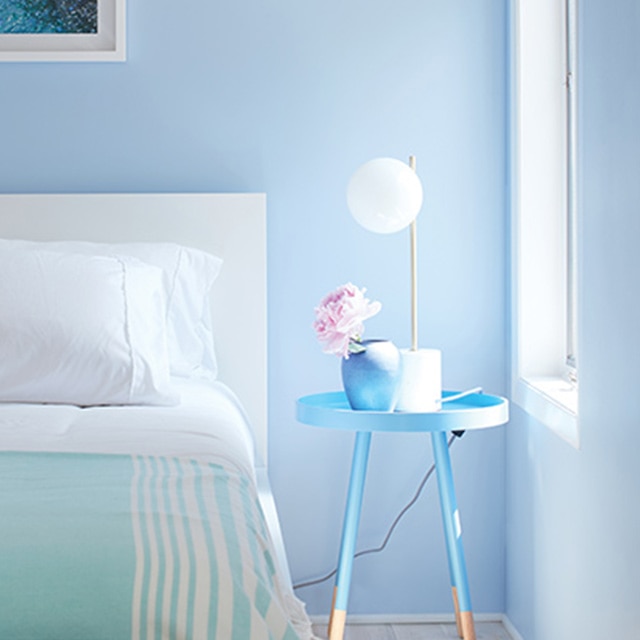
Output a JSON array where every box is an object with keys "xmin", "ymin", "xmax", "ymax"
[{"xmin": 0, "ymin": 451, "xmax": 304, "ymax": 640}]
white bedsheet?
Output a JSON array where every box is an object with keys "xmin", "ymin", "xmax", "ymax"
[
  {"xmin": 0, "ymin": 379, "xmax": 316, "ymax": 639},
  {"xmin": 0, "ymin": 378, "xmax": 257, "ymax": 479}
]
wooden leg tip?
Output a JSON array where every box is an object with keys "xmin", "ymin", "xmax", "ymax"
[
  {"xmin": 451, "ymin": 586, "xmax": 463, "ymax": 637},
  {"xmin": 328, "ymin": 609, "xmax": 346, "ymax": 640},
  {"xmin": 460, "ymin": 610, "xmax": 476, "ymax": 640}
]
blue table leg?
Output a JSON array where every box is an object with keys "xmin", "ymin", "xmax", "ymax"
[
  {"xmin": 431, "ymin": 431, "xmax": 476, "ymax": 640},
  {"xmin": 328, "ymin": 430, "xmax": 372, "ymax": 640}
]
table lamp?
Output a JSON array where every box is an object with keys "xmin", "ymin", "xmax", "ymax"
[{"xmin": 347, "ymin": 156, "xmax": 442, "ymax": 411}]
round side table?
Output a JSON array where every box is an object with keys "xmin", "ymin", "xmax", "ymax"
[{"xmin": 296, "ymin": 390, "xmax": 509, "ymax": 640}]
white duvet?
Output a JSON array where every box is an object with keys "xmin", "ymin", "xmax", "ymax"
[
  {"xmin": 0, "ymin": 378, "xmax": 256, "ymax": 477},
  {"xmin": 0, "ymin": 379, "xmax": 315, "ymax": 639}
]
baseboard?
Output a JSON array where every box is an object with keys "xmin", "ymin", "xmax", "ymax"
[
  {"xmin": 310, "ymin": 612, "xmax": 525, "ymax": 639},
  {"xmin": 309, "ymin": 612, "xmax": 504, "ymax": 625},
  {"xmin": 501, "ymin": 614, "xmax": 525, "ymax": 640}
]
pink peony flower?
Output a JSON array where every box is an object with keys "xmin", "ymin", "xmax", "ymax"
[{"xmin": 313, "ymin": 283, "xmax": 382, "ymax": 358}]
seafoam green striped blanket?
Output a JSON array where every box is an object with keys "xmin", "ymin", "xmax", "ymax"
[{"xmin": 0, "ymin": 451, "xmax": 307, "ymax": 640}]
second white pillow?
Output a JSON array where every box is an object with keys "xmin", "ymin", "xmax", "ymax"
[{"xmin": 0, "ymin": 248, "xmax": 177, "ymax": 406}]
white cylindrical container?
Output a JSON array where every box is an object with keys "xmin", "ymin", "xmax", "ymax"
[{"xmin": 395, "ymin": 348, "xmax": 442, "ymax": 412}]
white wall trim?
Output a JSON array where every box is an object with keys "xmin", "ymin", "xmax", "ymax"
[
  {"xmin": 310, "ymin": 612, "xmax": 504, "ymax": 625},
  {"xmin": 502, "ymin": 614, "xmax": 526, "ymax": 640},
  {"xmin": 311, "ymin": 612, "xmax": 525, "ymax": 637},
  {"xmin": 510, "ymin": 0, "xmax": 579, "ymax": 447}
]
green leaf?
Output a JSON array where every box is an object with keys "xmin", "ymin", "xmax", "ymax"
[{"xmin": 348, "ymin": 341, "xmax": 366, "ymax": 354}]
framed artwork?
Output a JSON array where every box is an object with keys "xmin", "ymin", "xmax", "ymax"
[{"xmin": 0, "ymin": 0, "xmax": 125, "ymax": 61}]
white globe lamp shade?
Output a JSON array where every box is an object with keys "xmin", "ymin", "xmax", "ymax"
[{"xmin": 347, "ymin": 157, "xmax": 423, "ymax": 234}]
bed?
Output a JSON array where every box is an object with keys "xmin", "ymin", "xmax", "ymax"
[{"xmin": 0, "ymin": 193, "xmax": 314, "ymax": 639}]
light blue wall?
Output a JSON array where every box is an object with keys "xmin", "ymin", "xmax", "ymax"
[
  {"xmin": 505, "ymin": 1, "xmax": 640, "ymax": 638},
  {"xmin": 0, "ymin": 0, "xmax": 508, "ymax": 616}
]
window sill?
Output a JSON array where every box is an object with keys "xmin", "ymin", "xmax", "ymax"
[{"xmin": 513, "ymin": 376, "xmax": 579, "ymax": 448}]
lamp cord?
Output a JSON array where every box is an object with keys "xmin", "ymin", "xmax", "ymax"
[{"xmin": 292, "ymin": 433, "xmax": 458, "ymax": 591}]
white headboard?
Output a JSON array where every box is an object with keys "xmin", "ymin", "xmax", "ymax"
[{"xmin": 0, "ymin": 193, "xmax": 268, "ymax": 465}]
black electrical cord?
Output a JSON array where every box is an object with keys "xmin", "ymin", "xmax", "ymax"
[{"xmin": 293, "ymin": 433, "xmax": 458, "ymax": 591}]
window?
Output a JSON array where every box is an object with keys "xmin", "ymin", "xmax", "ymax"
[
  {"xmin": 565, "ymin": 0, "xmax": 578, "ymax": 375},
  {"xmin": 511, "ymin": 0, "xmax": 579, "ymax": 447}
]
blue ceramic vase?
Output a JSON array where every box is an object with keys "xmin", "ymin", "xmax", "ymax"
[{"xmin": 341, "ymin": 339, "xmax": 402, "ymax": 411}]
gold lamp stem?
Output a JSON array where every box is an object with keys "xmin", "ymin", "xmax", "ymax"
[{"xmin": 409, "ymin": 155, "xmax": 418, "ymax": 352}]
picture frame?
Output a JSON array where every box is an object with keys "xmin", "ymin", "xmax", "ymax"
[{"xmin": 0, "ymin": 0, "xmax": 125, "ymax": 62}]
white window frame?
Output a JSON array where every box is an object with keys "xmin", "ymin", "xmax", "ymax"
[{"xmin": 511, "ymin": 0, "xmax": 579, "ymax": 447}]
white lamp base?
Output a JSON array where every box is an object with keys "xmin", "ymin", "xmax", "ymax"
[{"xmin": 396, "ymin": 348, "xmax": 442, "ymax": 412}]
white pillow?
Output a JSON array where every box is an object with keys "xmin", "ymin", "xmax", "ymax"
[
  {"xmin": 0, "ymin": 248, "xmax": 178, "ymax": 406},
  {"xmin": 0, "ymin": 240, "xmax": 223, "ymax": 380}
]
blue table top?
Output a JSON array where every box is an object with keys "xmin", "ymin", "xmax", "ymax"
[{"xmin": 296, "ymin": 390, "xmax": 509, "ymax": 433}]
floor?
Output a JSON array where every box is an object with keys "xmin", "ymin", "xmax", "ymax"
[{"xmin": 312, "ymin": 621, "xmax": 514, "ymax": 640}]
